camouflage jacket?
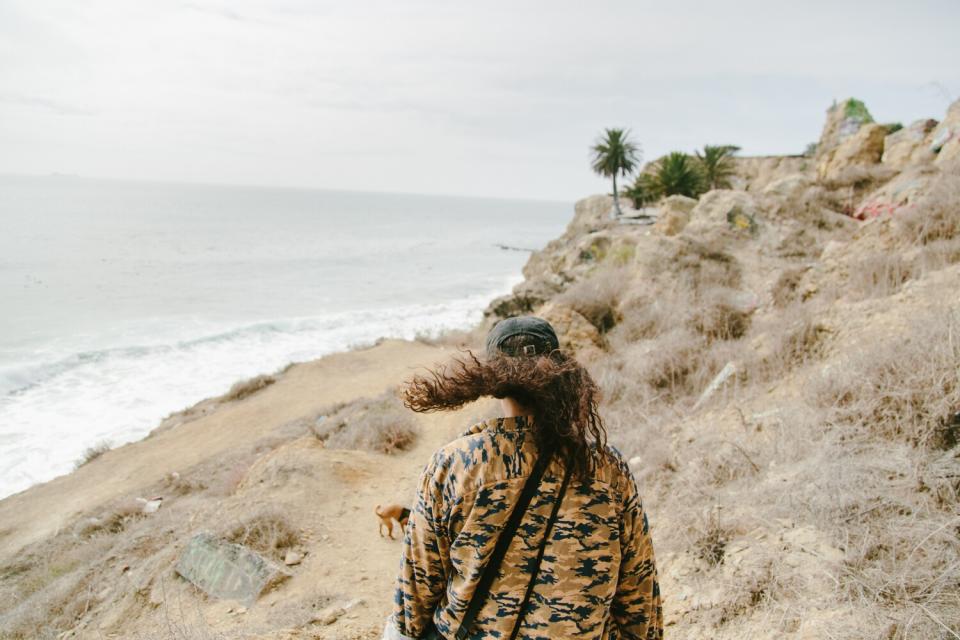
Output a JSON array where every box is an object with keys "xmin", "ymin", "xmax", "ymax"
[{"xmin": 385, "ymin": 415, "xmax": 662, "ymax": 640}]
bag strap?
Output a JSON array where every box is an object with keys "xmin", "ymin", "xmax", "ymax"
[
  {"xmin": 508, "ymin": 461, "xmax": 572, "ymax": 640},
  {"xmin": 453, "ymin": 452, "xmax": 553, "ymax": 640}
]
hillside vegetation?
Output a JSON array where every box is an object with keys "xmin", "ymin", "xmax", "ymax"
[
  {"xmin": 1, "ymin": 98, "xmax": 959, "ymax": 639},
  {"xmin": 484, "ymin": 97, "xmax": 960, "ymax": 639}
]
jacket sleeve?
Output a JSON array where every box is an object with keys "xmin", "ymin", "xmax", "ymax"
[
  {"xmin": 610, "ymin": 469, "xmax": 663, "ymax": 640},
  {"xmin": 388, "ymin": 454, "xmax": 450, "ymax": 638}
]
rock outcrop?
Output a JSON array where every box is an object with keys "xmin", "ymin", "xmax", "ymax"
[
  {"xmin": 930, "ymin": 98, "xmax": 960, "ymax": 167},
  {"xmin": 653, "ymin": 195, "xmax": 698, "ymax": 236},
  {"xmin": 816, "ymin": 98, "xmax": 875, "ymax": 158},
  {"xmin": 817, "ymin": 123, "xmax": 887, "ymax": 183},
  {"xmin": 881, "ymin": 118, "xmax": 938, "ymax": 169}
]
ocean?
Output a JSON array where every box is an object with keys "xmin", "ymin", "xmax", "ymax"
[{"xmin": 0, "ymin": 175, "xmax": 569, "ymax": 499}]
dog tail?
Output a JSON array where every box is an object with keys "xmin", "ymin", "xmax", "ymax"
[{"xmin": 374, "ymin": 504, "xmax": 383, "ymax": 517}]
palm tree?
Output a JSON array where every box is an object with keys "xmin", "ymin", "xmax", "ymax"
[
  {"xmin": 624, "ymin": 173, "xmax": 660, "ymax": 208},
  {"xmin": 695, "ymin": 145, "xmax": 740, "ymax": 191},
  {"xmin": 591, "ymin": 128, "xmax": 640, "ymax": 217},
  {"xmin": 651, "ymin": 152, "xmax": 705, "ymax": 198}
]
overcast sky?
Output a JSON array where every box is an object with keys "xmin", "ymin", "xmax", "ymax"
[{"xmin": 1, "ymin": 1, "xmax": 958, "ymax": 201}]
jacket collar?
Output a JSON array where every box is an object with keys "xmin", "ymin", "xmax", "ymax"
[{"xmin": 464, "ymin": 414, "xmax": 534, "ymax": 436}]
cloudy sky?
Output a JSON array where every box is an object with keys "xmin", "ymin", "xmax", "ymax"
[{"xmin": 1, "ymin": 0, "xmax": 958, "ymax": 201}]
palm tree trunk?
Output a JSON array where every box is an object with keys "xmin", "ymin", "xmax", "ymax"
[{"xmin": 612, "ymin": 174, "xmax": 622, "ymax": 218}]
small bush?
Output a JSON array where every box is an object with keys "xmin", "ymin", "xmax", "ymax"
[
  {"xmin": 224, "ymin": 511, "xmax": 300, "ymax": 562},
  {"xmin": 690, "ymin": 291, "xmax": 752, "ymax": 342},
  {"xmin": 846, "ymin": 253, "xmax": 914, "ymax": 300},
  {"xmin": 555, "ymin": 266, "xmax": 627, "ymax": 333},
  {"xmin": 75, "ymin": 440, "xmax": 111, "ymax": 469},
  {"xmin": 311, "ymin": 390, "xmax": 418, "ymax": 454},
  {"xmin": 694, "ymin": 512, "xmax": 730, "ymax": 567},
  {"xmin": 76, "ymin": 501, "xmax": 145, "ymax": 537},
  {"xmin": 771, "ymin": 267, "xmax": 808, "ymax": 307},
  {"xmin": 224, "ymin": 374, "xmax": 275, "ymax": 401}
]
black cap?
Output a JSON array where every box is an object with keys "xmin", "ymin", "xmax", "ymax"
[{"xmin": 485, "ymin": 316, "xmax": 560, "ymax": 357}]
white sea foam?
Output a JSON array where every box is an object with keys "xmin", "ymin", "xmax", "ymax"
[{"xmin": 0, "ymin": 277, "xmax": 522, "ymax": 498}]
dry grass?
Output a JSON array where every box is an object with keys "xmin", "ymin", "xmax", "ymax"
[
  {"xmin": 311, "ymin": 390, "xmax": 418, "ymax": 454},
  {"xmin": 895, "ymin": 163, "xmax": 960, "ymax": 245},
  {"xmin": 594, "ymin": 328, "xmax": 738, "ymax": 413},
  {"xmin": 690, "ymin": 290, "xmax": 752, "ymax": 342},
  {"xmin": 223, "ymin": 374, "xmax": 275, "ymax": 402},
  {"xmin": 813, "ymin": 308, "xmax": 960, "ymax": 448},
  {"xmin": 845, "ymin": 253, "xmax": 915, "ymax": 300},
  {"xmin": 642, "ymin": 235, "xmax": 743, "ymax": 292},
  {"xmin": 74, "ymin": 440, "xmax": 111, "ymax": 469},
  {"xmin": 608, "ymin": 283, "xmax": 693, "ymax": 346},
  {"xmin": 223, "ymin": 510, "xmax": 300, "ymax": 563},
  {"xmin": 555, "ymin": 265, "xmax": 628, "ymax": 333},
  {"xmin": 75, "ymin": 500, "xmax": 146, "ymax": 537},
  {"xmin": 771, "ymin": 267, "xmax": 808, "ymax": 307}
]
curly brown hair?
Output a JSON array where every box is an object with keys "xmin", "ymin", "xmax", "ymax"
[{"xmin": 402, "ymin": 340, "xmax": 607, "ymax": 477}]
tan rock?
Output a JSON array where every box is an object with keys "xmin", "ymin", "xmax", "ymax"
[
  {"xmin": 816, "ymin": 98, "xmax": 874, "ymax": 159},
  {"xmin": 537, "ymin": 302, "xmax": 603, "ymax": 355},
  {"xmin": 686, "ymin": 189, "xmax": 761, "ymax": 235},
  {"xmin": 653, "ymin": 195, "xmax": 697, "ymax": 236},
  {"xmin": 730, "ymin": 155, "xmax": 810, "ymax": 192},
  {"xmin": 853, "ymin": 166, "xmax": 935, "ymax": 220},
  {"xmin": 881, "ymin": 118, "xmax": 938, "ymax": 169},
  {"xmin": 931, "ymin": 98, "xmax": 960, "ymax": 167},
  {"xmin": 762, "ymin": 173, "xmax": 813, "ymax": 201},
  {"xmin": 817, "ymin": 123, "xmax": 887, "ymax": 182}
]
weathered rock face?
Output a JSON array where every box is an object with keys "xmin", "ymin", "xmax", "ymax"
[
  {"xmin": 930, "ymin": 98, "xmax": 960, "ymax": 167},
  {"xmin": 817, "ymin": 123, "xmax": 887, "ymax": 183},
  {"xmin": 484, "ymin": 277, "xmax": 563, "ymax": 321},
  {"xmin": 536, "ymin": 302, "xmax": 603, "ymax": 358},
  {"xmin": 653, "ymin": 195, "xmax": 698, "ymax": 236},
  {"xmin": 686, "ymin": 190, "xmax": 762, "ymax": 236},
  {"xmin": 816, "ymin": 98, "xmax": 875, "ymax": 159},
  {"xmin": 762, "ymin": 173, "xmax": 813, "ymax": 202},
  {"xmin": 521, "ymin": 195, "xmax": 615, "ymax": 283},
  {"xmin": 730, "ymin": 156, "xmax": 810, "ymax": 192},
  {"xmin": 882, "ymin": 118, "xmax": 938, "ymax": 169},
  {"xmin": 853, "ymin": 166, "xmax": 937, "ymax": 220}
]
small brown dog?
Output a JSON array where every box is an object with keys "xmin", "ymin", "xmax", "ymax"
[{"xmin": 375, "ymin": 503, "xmax": 411, "ymax": 539}]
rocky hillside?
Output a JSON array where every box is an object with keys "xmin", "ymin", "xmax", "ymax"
[
  {"xmin": 1, "ymin": 97, "xmax": 958, "ymax": 640},
  {"xmin": 482, "ymin": 97, "xmax": 960, "ymax": 639}
]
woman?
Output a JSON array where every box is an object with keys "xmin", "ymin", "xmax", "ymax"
[{"xmin": 384, "ymin": 316, "xmax": 662, "ymax": 640}]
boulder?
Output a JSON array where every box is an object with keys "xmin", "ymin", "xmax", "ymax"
[
  {"xmin": 686, "ymin": 190, "xmax": 762, "ymax": 236},
  {"xmin": 762, "ymin": 173, "xmax": 813, "ymax": 201},
  {"xmin": 567, "ymin": 195, "xmax": 617, "ymax": 236},
  {"xmin": 931, "ymin": 98, "xmax": 960, "ymax": 167},
  {"xmin": 653, "ymin": 195, "xmax": 697, "ymax": 236},
  {"xmin": 484, "ymin": 277, "xmax": 562, "ymax": 320},
  {"xmin": 537, "ymin": 302, "xmax": 603, "ymax": 356},
  {"xmin": 730, "ymin": 156, "xmax": 810, "ymax": 192},
  {"xmin": 853, "ymin": 166, "xmax": 936, "ymax": 220},
  {"xmin": 881, "ymin": 119, "xmax": 938, "ymax": 169},
  {"xmin": 817, "ymin": 123, "xmax": 887, "ymax": 183},
  {"xmin": 816, "ymin": 98, "xmax": 875, "ymax": 159},
  {"xmin": 175, "ymin": 533, "xmax": 287, "ymax": 605}
]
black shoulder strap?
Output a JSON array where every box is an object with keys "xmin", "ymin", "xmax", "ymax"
[
  {"xmin": 508, "ymin": 461, "xmax": 572, "ymax": 640},
  {"xmin": 453, "ymin": 452, "xmax": 553, "ymax": 640}
]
